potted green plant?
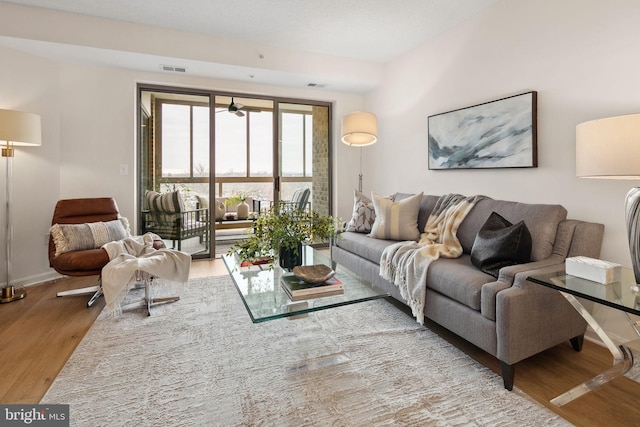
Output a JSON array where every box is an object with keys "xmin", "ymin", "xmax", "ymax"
[{"xmin": 228, "ymin": 201, "xmax": 341, "ymax": 269}]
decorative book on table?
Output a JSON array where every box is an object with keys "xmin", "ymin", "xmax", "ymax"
[{"xmin": 280, "ymin": 274, "xmax": 344, "ymax": 301}]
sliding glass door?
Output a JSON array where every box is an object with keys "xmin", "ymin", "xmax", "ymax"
[
  {"xmin": 278, "ymin": 102, "xmax": 330, "ymax": 217},
  {"xmin": 138, "ymin": 85, "xmax": 332, "ymax": 259},
  {"xmin": 139, "ymin": 88, "xmax": 212, "ymax": 258}
]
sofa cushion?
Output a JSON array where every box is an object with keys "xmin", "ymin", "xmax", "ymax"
[
  {"xmin": 395, "ymin": 193, "xmax": 440, "ymax": 232},
  {"xmin": 471, "ymin": 212, "xmax": 532, "ymax": 278},
  {"xmin": 345, "ymin": 190, "xmax": 377, "ymax": 233},
  {"xmin": 370, "ymin": 192, "xmax": 423, "ymax": 241},
  {"xmin": 457, "ymin": 198, "xmax": 567, "ymax": 261},
  {"xmin": 427, "ymin": 255, "xmax": 494, "ymax": 311},
  {"xmin": 336, "ymin": 231, "xmax": 398, "ymax": 265}
]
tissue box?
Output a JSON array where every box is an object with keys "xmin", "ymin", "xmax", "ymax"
[{"xmin": 565, "ymin": 256, "xmax": 622, "ymax": 285}]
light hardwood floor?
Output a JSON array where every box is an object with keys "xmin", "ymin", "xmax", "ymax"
[{"xmin": 1, "ymin": 258, "xmax": 639, "ymax": 426}]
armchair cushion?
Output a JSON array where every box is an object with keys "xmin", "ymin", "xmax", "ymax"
[
  {"xmin": 50, "ymin": 218, "xmax": 130, "ymax": 257},
  {"xmin": 146, "ymin": 190, "xmax": 184, "ymax": 213},
  {"xmin": 51, "ymin": 248, "xmax": 111, "ymax": 273}
]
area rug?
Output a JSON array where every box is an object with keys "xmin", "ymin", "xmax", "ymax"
[{"xmin": 42, "ymin": 276, "xmax": 570, "ymax": 426}]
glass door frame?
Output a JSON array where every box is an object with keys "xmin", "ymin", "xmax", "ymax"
[{"xmin": 137, "ymin": 84, "xmax": 333, "ymax": 259}]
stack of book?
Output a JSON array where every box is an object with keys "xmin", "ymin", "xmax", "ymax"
[{"xmin": 281, "ymin": 274, "xmax": 344, "ymax": 301}]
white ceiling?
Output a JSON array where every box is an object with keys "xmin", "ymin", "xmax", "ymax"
[{"xmin": 0, "ymin": 0, "xmax": 499, "ymax": 92}]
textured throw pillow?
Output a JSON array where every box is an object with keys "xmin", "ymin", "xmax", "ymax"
[
  {"xmin": 145, "ymin": 190, "xmax": 184, "ymax": 213},
  {"xmin": 345, "ymin": 190, "xmax": 376, "ymax": 233},
  {"xmin": 50, "ymin": 218, "xmax": 130, "ymax": 257},
  {"xmin": 370, "ymin": 192, "xmax": 423, "ymax": 241},
  {"xmin": 470, "ymin": 212, "xmax": 532, "ymax": 278}
]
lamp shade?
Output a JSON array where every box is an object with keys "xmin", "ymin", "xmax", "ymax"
[
  {"xmin": 341, "ymin": 111, "xmax": 377, "ymax": 146},
  {"xmin": 0, "ymin": 109, "xmax": 42, "ymax": 147},
  {"xmin": 576, "ymin": 113, "xmax": 640, "ymax": 179}
]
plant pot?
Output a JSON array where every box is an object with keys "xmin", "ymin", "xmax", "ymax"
[
  {"xmin": 236, "ymin": 201, "xmax": 250, "ymax": 220},
  {"xmin": 279, "ymin": 243, "xmax": 303, "ymax": 270}
]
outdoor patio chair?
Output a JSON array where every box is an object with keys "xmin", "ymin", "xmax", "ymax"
[{"xmin": 142, "ymin": 190, "xmax": 209, "ymax": 251}]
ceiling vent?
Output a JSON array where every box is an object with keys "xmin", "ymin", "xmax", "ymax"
[
  {"xmin": 160, "ymin": 64, "xmax": 187, "ymax": 73},
  {"xmin": 306, "ymin": 82, "xmax": 326, "ymax": 88}
]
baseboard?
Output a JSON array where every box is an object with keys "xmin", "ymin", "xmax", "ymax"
[
  {"xmin": 3, "ymin": 271, "xmax": 63, "ymax": 288},
  {"xmin": 584, "ymin": 328, "xmax": 603, "ymax": 347}
]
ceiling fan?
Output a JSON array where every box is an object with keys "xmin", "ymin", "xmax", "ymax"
[
  {"xmin": 226, "ymin": 97, "xmax": 245, "ymax": 117},
  {"xmin": 215, "ymin": 97, "xmax": 262, "ymax": 117}
]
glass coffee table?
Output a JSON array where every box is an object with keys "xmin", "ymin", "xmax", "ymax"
[
  {"xmin": 223, "ymin": 245, "xmax": 389, "ymax": 323},
  {"xmin": 528, "ymin": 267, "xmax": 640, "ymax": 406}
]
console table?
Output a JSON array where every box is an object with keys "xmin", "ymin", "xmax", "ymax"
[{"xmin": 528, "ymin": 267, "xmax": 640, "ymax": 406}]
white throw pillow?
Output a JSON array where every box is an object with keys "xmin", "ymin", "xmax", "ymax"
[{"xmin": 370, "ymin": 192, "xmax": 423, "ymax": 241}]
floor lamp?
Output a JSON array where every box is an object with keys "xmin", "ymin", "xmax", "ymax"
[
  {"xmin": 341, "ymin": 111, "xmax": 377, "ymax": 192},
  {"xmin": 0, "ymin": 109, "xmax": 42, "ymax": 304},
  {"xmin": 576, "ymin": 113, "xmax": 640, "ymax": 288}
]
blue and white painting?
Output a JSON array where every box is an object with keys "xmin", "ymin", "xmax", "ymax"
[{"xmin": 428, "ymin": 92, "xmax": 537, "ymax": 169}]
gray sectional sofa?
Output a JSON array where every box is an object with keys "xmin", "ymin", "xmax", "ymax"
[{"xmin": 331, "ymin": 193, "xmax": 604, "ymax": 390}]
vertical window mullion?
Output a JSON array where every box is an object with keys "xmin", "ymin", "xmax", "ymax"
[
  {"xmin": 190, "ymin": 105, "xmax": 194, "ymax": 178},
  {"xmin": 302, "ymin": 113, "xmax": 307, "ymax": 177},
  {"xmin": 246, "ymin": 114, "xmax": 251, "ymax": 178}
]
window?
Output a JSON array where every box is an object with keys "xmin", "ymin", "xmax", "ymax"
[
  {"xmin": 214, "ymin": 96, "xmax": 274, "ymax": 202},
  {"xmin": 158, "ymin": 101, "xmax": 210, "ymax": 180},
  {"xmin": 139, "ymin": 86, "xmax": 331, "ymax": 258}
]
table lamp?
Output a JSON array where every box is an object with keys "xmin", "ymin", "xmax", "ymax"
[
  {"xmin": 576, "ymin": 113, "xmax": 640, "ymax": 287},
  {"xmin": 0, "ymin": 109, "xmax": 42, "ymax": 303},
  {"xmin": 341, "ymin": 111, "xmax": 377, "ymax": 192}
]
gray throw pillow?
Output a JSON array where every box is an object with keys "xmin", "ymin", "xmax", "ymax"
[
  {"xmin": 470, "ymin": 211, "xmax": 532, "ymax": 278},
  {"xmin": 50, "ymin": 218, "xmax": 130, "ymax": 257}
]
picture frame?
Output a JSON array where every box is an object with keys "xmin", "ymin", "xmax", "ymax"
[{"xmin": 428, "ymin": 91, "xmax": 537, "ymax": 170}]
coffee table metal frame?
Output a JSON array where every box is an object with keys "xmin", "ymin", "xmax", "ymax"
[{"xmin": 223, "ymin": 245, "xmax": 389, "ymax": 323}]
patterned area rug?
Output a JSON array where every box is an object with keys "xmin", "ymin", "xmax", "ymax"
[{"xmin": 42, "ymin": 276, "xmax": 570, "ymax": 426}]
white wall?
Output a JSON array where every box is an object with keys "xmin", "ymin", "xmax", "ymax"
[
  {"xmin": 361, "ymin": 0, "xmax": 640, "ymax": 341},
  {"xmin": 0, "ymin": 2, "xmax": 375, "ymax": 287},
  {"xmin": 0, "ymin": 43, "xmax": 364, "ymax": 287},
  {"xmin": 0, "ymin": 46, "xmax": 61, "ymax": 286}
]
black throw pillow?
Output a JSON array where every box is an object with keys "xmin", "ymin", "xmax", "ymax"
[{"xmin": 470, "ymin": 212, "xmax": 532, "ymax": 278}]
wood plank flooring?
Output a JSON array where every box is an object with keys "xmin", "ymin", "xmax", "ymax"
[{"xmin": 1, "ymin": 259, "xmax": 639, "ymax": 426}]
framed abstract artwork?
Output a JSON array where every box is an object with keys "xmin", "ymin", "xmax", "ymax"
[{"xmin": 428, "ymin": 91, "xmax": 537, "ymax": 170}]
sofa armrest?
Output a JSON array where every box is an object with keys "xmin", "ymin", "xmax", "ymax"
[
  {"xmin": 482, "ymin": 218, "xmax": 604, "ymax": 324},
  {"xmin": 495, "ymin": 263, "xmax": 587, "ymax": 365},
  {"xmin": 496, "ymin": 256, "xmax": 566, "ymax": 285},
  {"xmin": 481, "ymin": 257, "xmax": 565, "ymax": 320}
]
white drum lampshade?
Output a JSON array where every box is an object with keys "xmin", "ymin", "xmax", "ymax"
[
  {"xmin": 0, "ymin": 109, "xmax": 42, "ymax": 156},
  {"xmin": 576, "ymin": 113, "xmax": 640, "ymax": 285},
  {"xmin": 341, "ymin": 112, "xmax": 377, "ymax": 146}
]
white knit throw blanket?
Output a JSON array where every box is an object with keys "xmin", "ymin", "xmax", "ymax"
[
  {"xmin": 379, "ymin": 194, "xmax": 483, "ymax": 324},
  {"xmin": 101, "ymin": 233, "xmax": 192, "ymax": 315}
]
